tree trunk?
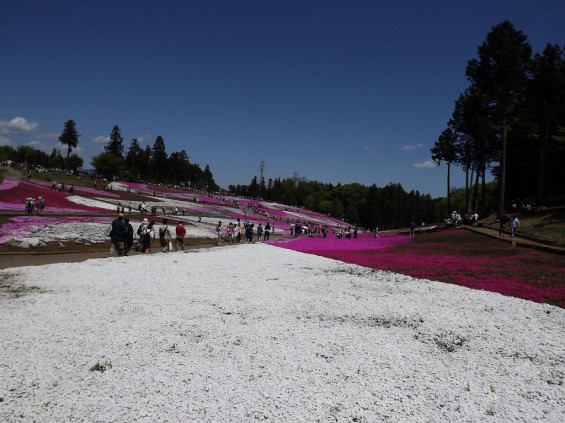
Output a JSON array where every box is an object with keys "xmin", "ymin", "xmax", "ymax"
[
  {"xmin": 537, "ymin": 116, "xmax": 549, "ymax": 206},
  {"xmin": 498, "ymin": 117, "xmax": 508, "ymax": 217},
  {"xmin": 481, "ymin": 165, "xmax": 486, "ymax": 214},
  {"xmin": 465, "ymin": 167, "xmax": 470, "ymax": 214},
  {"xmin": 447, "ymin": 162, "xmax": 451, "ymax": 216},
  {"xmin": 472, "ymin": 167, "xmax": 480, "ymax": 212}
]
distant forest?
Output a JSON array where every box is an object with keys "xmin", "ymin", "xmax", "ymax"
[{"xmin": 2, "ymin": 20, "xmax": 563, "ymax": 230}]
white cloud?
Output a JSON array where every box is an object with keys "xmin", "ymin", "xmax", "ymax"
[
  {"xmin": 0, "ymin": 116, "xmax": 39, "ymax": 134},
  {"xmin": 136, "ymin": 134, "xmax": 151, "ymax": 144},
  {"xmin": 400, "ymin": 143, "xmax": 424, "ymax": 151},
  {"xmin": 92, "ymin": 135, "xmax": 109, "ymax": 144},
  {"xmin": 28, "ymin": 140, "xmax": 43, "ymax": 148},
  {"xmin": 413, "ymin": 159, "xmax": 437, "ymax": 169}
]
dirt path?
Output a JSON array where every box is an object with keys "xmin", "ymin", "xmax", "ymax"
[
  {"xmin": 2, "ymin": 166, "xmax": 25, "ymax": 180},
  {"xmin": 0, "ymin": 238, "xmax": 256, "ymax": 269},
  {"xmin": 467, "ymin": 225, "xmax": 565, "ymax": 255}
]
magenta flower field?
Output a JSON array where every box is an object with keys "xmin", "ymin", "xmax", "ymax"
[
  {"xmin": 0, "ymin": 179, "xmax": 109, "ymax": 213},
  {"xmin": 278, "ymin": 230, "xmax": 565, "ymax": 308}
]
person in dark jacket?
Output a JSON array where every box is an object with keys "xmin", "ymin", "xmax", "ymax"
[
  {"xmin": 264, "ymin": 222, "xmax": 271, "ymax": 241},
  {"xmin": 109, "ymin": 213, "xmax": 127, "ymax": 257},
  {"xmin": 124, "ymin": 217, "xmax": 134, "ymax": 256}
]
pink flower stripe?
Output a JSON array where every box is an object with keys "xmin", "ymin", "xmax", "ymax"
[
  {"xmin": 277, "ymin": 231, "xmax": 410, "ymax": 252},
  {"xmin": 0, "ymin": 215, "xmax": 110, "ymax": 244},
  {"xmin": 276, "ymin": 229, "xmax": 565, "ymax": 307},
  {"xmin": 0, "ymin": 179, "xmax": 19, "ymax": 191},
  {"xmin": 221, "ymin": 196, "xmax": 260, "ymax": 207}
]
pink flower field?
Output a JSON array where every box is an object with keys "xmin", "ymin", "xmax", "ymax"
[
  {"xmin": 279, "ymin": 229, "xmax": 565, "ymax": 308},
  {"xmin": 0, "ymin": 179, "xmax": 110, "ymax": 213}
]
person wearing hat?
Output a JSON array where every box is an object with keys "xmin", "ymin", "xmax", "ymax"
[{"xmin": 109, "ymin": 213, "xmax": 127, "ymax": 257}]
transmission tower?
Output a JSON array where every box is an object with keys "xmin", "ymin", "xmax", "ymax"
[{"xmin": 259, "ymin": 160, "xmax": 265, "ymax": 182}]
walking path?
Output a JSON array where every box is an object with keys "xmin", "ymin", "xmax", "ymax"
[
  {"xmin": 0, "ymin": 238, "xmax": 231, "ymax": 270},
  {"xmin": 466, "ymin": 225, "xmax": 565, "ymax": 255}
]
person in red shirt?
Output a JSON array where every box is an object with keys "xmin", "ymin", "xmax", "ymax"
[{"xmin": 175, "ymin": 221, "xmax": 187, "ymax": 251}]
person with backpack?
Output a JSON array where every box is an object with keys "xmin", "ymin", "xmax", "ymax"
[
  {"xmin": 159, "ymin": 218, "xmax": 172, "ymax": 252},
  {"xmin": 109, "ymin": 213, "xmax": 127, "ymax": 257},
  {"xmin": 215, "ymin": 221, "xmax": 223, "ymax": 245},
  {"xmin": 175, "ymin": 220, "xmax": 186, "ymax": 251},
  {"xmin": 256, "ymin": 223, "xmax": 263, "ymax": 242},
  {"xmin": 135, "ymin": 218, "xmax": 147, "ymax": 251},
  {"xmin": 123, "ymin": 217, "xmax": 134, "ymax": 256},
  {"xmin": 141, "ymin": 220, "xmax": 154, "ymax": 253}
]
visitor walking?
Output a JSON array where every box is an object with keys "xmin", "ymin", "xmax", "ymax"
[
  {"xmin": 124, "ymin": 217, "xmax": 134, "ymax": 256},
  {"xmin": 159, "ymin": 218, "xmax": 172, "ymax": 252},
  {"xmin": 109, "ymin": 213, "xmax": 127, "ymax": 257},
  {"xmin": 264, "ymin": 222, "xmax": 271, "ymax": 241},
  {"xmin": 511, "ymin": 216, "xmax": 520, "ymax": 237},
  {"xmin": 175, "ymin": 220, "xmax": 186, "ymax": 251},
  {"xmin": 256, "ymin": 223, "xmax": 263, "ymax": 242}
]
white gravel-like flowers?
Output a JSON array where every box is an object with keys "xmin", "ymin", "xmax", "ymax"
[{"xmin": 1, "ymin": 243, "xmax": 564, "ymax": 422}]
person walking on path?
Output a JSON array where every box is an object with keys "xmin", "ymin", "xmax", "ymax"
[
  {"xmin": 245, "ymin": 223, "xmax": 254, "ymax": 243},
  {"xmin": 215, "ymin": 221, "xmax": 223, "ymax": 245},
  {"xmin": 123, "ymin": 217, "xmax": 134, "ymax": 256},
  {"xmin": 175, "ymin": 220, "xmax": 186, "ymax": 251},
  {"xmin": 511, "ymin": 216, "xmax": 520, "ymax": 237},
  {"xmin": 497, "ymin": 215, "xmax": 510, "ymax": 236},
  {"xmin": 159, "ymin": 218, "xmax": 172, "ymax": 252},
  {"xmin": 227, "ymin": 223, "xmax": 235, "ymax": 244},
  {"xmin": 264, "ymin": 222, "xmax": 271, "ymax": 241},
  {"xmin": 109, "ymin": 213, "xmax": 127, "ymax": 257},
  {"xmin": 256, "ymin": 223, "xmax": 263, "ymax": 242},
  {"xmin": 141, "ymin": 221, "xmax": 154, "ymax": 253}
]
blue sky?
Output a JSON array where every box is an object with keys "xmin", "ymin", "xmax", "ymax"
[{"xmin": 1, "ymin": 1, "xmax": 564, "ymax": 198}]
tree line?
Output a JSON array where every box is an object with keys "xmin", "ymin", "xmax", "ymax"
[
  {"xmin": 0, "ymin": 143, "xmax": 83, "ymax": 171},
  {"xmin": 0, "ymin": 119, "xmax": 219, "ymax": 191},
  {"xmin": 431, "ymin": 20, "xmax": 565, "ymax": 216},
  {"xmin": 228, "ymin": 173, "xmax": 441, "ymax": 230},
  {"xmin": 89, "ymin": 124, "xmax": 219, "ymax": 191}
]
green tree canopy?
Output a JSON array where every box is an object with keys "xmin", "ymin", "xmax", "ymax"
[
  {"xmin": 91, "ymin": 152, "xmax": 125, "ymax": 179},
  {"xmin": 104, "ymin": 125, "xmax": 124, "ymax": 159},
  {"xmin": 59, "ymin": 119, "xmax": 80, "ymax": 158}
]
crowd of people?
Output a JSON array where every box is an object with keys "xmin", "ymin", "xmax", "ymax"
[
  {"xmin": 216, "ymin": 219, "xmax": 273, "ymax": 245},
  {"xmin": 24, "ymin": 196, "xmax": 45, "ymax": 213},
  {"xmin": 107, "ymin": 214, "xmax": 281, "ymax": 257}
]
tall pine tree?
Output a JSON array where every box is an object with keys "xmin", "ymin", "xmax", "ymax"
[
  {"xmin": 104, "ymin": 125, "xmax": 124, "ymax": 159},
  {"xmin": 58, "ymin": 119, "xmax": 80, "ymax": 158}
]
